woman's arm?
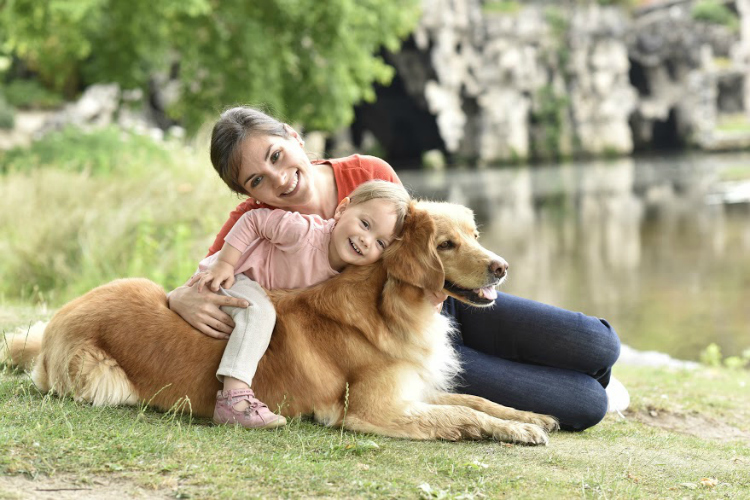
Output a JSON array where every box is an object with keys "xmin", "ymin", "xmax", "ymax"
[{"xmin": 167, "ymin": 284, "xmax": 248, "ymax": 340}]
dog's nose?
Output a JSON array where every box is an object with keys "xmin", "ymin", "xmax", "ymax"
[{"xmin": 490, "ymin": 259, "xmax": 509, "ymax": 279}]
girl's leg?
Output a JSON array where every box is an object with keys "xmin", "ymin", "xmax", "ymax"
[
  {"xmin": 217, "ymin": 275, "xmax": 276, "ymax": 389},
  {"xmin": 443, "ymin": 293, "xmax": 621, "ymax": 431},
  {"xmin": 214, "ymin": 275, "xmax": 285, "ymax": 428}
]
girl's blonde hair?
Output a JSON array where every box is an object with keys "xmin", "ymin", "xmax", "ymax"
[{"xmin": 347, "ymin": 180, "xmax": 411, "ymax": 236}]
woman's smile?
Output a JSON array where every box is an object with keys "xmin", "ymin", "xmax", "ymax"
[{"xmin": 281, "ymin": 170, "xmax": 300, "ymax": 196}]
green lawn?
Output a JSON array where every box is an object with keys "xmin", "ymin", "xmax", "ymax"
[{"xmin": 2, "ymin": 320, "xmax": 749, "ymax": 499}]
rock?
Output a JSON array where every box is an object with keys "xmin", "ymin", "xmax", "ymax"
[
  {"xmin": 38, "ymin": 83, "xmax": 121, "ymax": 137},
  {"xmin": 371, "ymin": 0, "xmax": 749, "ymax": 162}
]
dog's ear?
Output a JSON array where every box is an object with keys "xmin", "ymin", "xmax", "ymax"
[{"xmin": 383, "ymin": 202, "xmax": 444, "ymax": 292}]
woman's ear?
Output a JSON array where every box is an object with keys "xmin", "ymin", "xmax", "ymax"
[
  {"xmin": 334, "ymin": 197, "xmax": 351, "ymax": 221},
  {"xmin": 284, "ymin": 124, "xmax": 305, "ymax": 146}
]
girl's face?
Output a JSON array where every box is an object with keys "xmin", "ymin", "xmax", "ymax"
[
  {"xmin": 236, "ymin": 126, "xmax": 314, "ymax": 209},
  {"xmin": 328, "ymin": 198, "xmax": 399, "ymax": 270}
]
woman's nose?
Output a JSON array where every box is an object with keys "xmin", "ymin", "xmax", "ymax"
[{"xmin": 275, "ymin": 170, "xmax": 287, "ymax": 186}]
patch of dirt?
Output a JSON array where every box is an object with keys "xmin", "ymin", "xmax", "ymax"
[
  {"xmin": 0, "ymin": 474, "xmax": 172, "ymax": 500},
  {"xmin": 627, "ymin": 407, "xmax": 750, "ymax": 442}
]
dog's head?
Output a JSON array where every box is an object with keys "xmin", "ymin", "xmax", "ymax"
[{"xmin": 383, "ymin": 201, "xmax": 508, "ymax": 307}]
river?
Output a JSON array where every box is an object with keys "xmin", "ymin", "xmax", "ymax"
[{"xmin": 399, "ymin": 152, "xmax": 750, "ymax": 361}]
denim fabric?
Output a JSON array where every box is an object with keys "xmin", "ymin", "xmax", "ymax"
[{"xmin": 443, "ymin": 293, "xmax": 621, "ymax": 431}]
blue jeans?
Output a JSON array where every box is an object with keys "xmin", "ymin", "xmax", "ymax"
[{"xmin": 442, "ymin": 294, "xmax": 621, "ymax": 431}]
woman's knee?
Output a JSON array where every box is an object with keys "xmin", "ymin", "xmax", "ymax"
[
  {"xmin": 559, "ymin": 379, "xmax": 608, "ymax": 432},
  {"xmin": 581, "ymin": 316, "xmax": 621, "ymax": 371},
  {"xmin": 597, "ymin": 317, "xmax": 621, "ymax": 367}
]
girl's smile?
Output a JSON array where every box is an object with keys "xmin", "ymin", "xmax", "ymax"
[{"xmin": 328, "ymin": 198, "xmax": 399, "ymax": 271}]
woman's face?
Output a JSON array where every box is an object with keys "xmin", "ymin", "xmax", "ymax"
[{"xmin": 236, "ymin": 127, "xmax": 314, "ymax": 208}]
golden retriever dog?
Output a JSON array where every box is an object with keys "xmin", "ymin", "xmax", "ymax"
[{"xmin": 3, "ymin": 201, "xmax": 558, "ymax": 444}]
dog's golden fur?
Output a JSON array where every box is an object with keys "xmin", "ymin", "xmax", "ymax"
[{"xmin": 3, "ymin": 202, "xmax": 558, "ymax": 444}]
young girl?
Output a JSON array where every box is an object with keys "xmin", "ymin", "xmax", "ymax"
[{"xmin": 193, "ymin": 180, "xmax": 411, "ymax": 429}]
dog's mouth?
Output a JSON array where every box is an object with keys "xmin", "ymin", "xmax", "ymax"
[{"xmin": 444, "ymin": 280, "xmax": 499, "ymax": 306}]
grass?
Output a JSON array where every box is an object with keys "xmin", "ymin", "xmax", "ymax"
[
  {"xmin": 1, "ymin": 344, "xmax": 749, "ymax": 499},
  {"xmin": 0, "ymin": 126, "xmax": 241, "ymax": 306},
  {"xmin": 715, "ymin": 114, "xmax": 750, "ymax": 134}
]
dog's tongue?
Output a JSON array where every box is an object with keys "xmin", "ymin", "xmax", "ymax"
[{"xmin": 475, "ymin": 286, "xmax": 497, "ymax": 301}]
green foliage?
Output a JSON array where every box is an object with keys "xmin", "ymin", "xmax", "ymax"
[
  {"xmin": 0, "ymin": 0, "xmax": 421, "ymax": 132},
  {"xmin": 1, "ymin": 79, "xmax": 63, "ymax": 109},
  {"xmin": 531, "ymin": 85, "xmax": 569, "ymax": 161},
  {"xmin": 0, "ymin": 93, "xmax": 14, "ymax": 129},
  {"xmin": 0, "ymin": 126, "xmax": 171, "ymax": 175},
  {"xmin": 596, "ymin": 0, "xmax": 636, "ymax": 6},
  {"xmin": 699, "ymin": 342, "xmax": 750, "ymax": 370},
  {"xmin": 543, "ymin": 6, "xmax": 569, "ymax": 40},
  {"xmin": 699, "ymin": 342, "xmax": 723, "ymax": 367},
  {"xmin": 482, "ymin": 1, "xmax": 522, "ymax": 15},
  {"xmin": 691, "ymin": 1, "xmax": 739, "ymax": 30}
]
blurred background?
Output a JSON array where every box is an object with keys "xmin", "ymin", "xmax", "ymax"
[{"xmin": 0, "ymin": 0, "xmax": 748, "ymax": 364}]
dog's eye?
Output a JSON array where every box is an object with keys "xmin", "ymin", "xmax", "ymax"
[
  {"xmin": 474, "ymin": 232, "xmax": 479, "ymax": 240},
  {"xmin": 437, "ymin": 240, "xmax": 454, "ymax": 250}
]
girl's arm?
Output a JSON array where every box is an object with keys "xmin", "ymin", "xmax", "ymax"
[{"xmin": 192, "ymin": 244, "xmax": 243, "ymax": 292}]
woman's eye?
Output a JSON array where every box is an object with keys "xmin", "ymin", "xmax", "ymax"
[
  {"xmin": 271, "ymin": 150, "xmax": 280, "ymax": 163},
  {"xmin": 361, "ymin": 220, "xmax": 370, "ymax": 229},
  {"xmin": 251, "ymin": 176, "xmax": 263, "ymax": 188},
  {"xmin": 378, "ymin": 240, "xmax": 386, "ymax": 249}
]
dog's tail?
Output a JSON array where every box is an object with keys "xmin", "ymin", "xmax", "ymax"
[{"xmin": 1, "ymin": 321, "xmax": 47, "ymax": 371}]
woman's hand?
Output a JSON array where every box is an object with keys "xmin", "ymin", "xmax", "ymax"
[
  {"xmin": 425, "ymin": 289, "xmax": 448, "ymax": 313},
  {"xmin": 167, "ymin": 281, "xmax": 248, "ymax": 340}
]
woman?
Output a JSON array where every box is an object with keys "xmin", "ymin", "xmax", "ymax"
[{"xmin": 169, "ymin": 106, "xmax": 623, "ymax": 431}]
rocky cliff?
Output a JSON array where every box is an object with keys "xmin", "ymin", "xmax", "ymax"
[{"xmin": 351, "ymin": 0, "xmax": 750, "ymax": 166}]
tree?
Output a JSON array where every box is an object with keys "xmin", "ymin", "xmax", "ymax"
[{"xmin": 0, "ymin": 0, "xmax": 421, "ymax": 131}]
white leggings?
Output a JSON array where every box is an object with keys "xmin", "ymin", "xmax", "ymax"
[{"xmin": 216, "ymin": 274, "xmax": 276, "ymax": 387}]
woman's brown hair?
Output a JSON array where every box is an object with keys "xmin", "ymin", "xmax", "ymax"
[{"xmin": 210, "ymin": 107, "xmax": 291, "ymax": 195}]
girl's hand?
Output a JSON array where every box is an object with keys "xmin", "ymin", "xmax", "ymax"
[
  {"xmin": 192, "ymin": 262, "xmax": 236, "ymax": 292},
  {"xmin": 167, "ymin": 282, "xmax": 248, "ymax": 340}
]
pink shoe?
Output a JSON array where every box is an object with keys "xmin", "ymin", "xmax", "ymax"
[{"xmin": 213, "ymin": 389, "xmax": 287, "ymax": 429}]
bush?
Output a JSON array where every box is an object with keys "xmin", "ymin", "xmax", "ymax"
[
  {"xmin": 0, "ymin": 126, "xmax": 171, "ymax": 175},
  {"xmin": 1, "ymin": 79, "xmax": 64, "ymax": 109},
  {"xmin": 0, "ymin": 94, "xmax": 14, "ymax": 129},
  {"xmin": 692, "ymin": 1, "xmax": 739, "ymax": 30}
]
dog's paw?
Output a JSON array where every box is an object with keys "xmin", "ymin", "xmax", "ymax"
[
  {"xmin": 530, "ymin": 414, "xmax": 560, "ymax": 433},
  {"xmin": 493, "ymin": 422, "xmax": 548, "ymax": 446}
]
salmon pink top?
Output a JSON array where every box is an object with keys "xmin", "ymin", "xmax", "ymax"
[{"xmin": 199, "ymin": 209, "xmax": 337, "ymax": 290}]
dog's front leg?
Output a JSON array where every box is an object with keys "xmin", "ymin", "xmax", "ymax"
[
  {"xmin": 342, "ymin": 400, "xmax": 549, "ymax": 445},
  {"xmin": 429, "ymin": 392, "xmax": 559, "ymax": 432}
]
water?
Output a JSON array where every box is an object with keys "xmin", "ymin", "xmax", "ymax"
[{"xmin": 399, "ymin": 153, "xmax": 750, "ymax": 361}]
